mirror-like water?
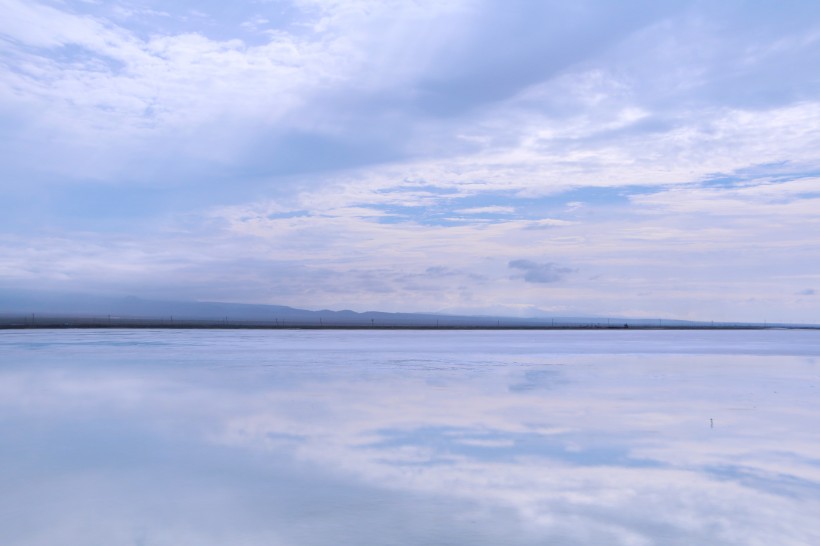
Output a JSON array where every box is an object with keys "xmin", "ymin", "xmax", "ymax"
[{"xmin": 1, "ymin": 329, "xmax": 819, "ymax": 545}]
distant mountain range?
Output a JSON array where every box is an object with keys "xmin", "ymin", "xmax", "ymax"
[{"xmin": 0, "ymin": 289, "xmax": 806, "ymax": 329}]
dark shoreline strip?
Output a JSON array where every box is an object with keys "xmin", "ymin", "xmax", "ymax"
[{"xmin": 0, "ymin": 320, "xmax": 814, "ymax": 331}]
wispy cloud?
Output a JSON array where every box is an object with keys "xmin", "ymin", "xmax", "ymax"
[{"xmin": 2, "ymin": 0, "xmax": 820, "ymax": 321}]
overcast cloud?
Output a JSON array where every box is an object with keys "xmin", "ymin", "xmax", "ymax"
[{"xmin": 2, "ymin": 0, "xmax": 820, "ymax": 321}]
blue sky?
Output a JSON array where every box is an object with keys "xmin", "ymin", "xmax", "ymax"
[{"xmin": 1, "ymin": 0, "xmax": 819, "ymax": 321}]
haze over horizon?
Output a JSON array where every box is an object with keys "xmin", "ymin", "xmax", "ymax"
[{"xmin": 2, "ymin": 1, "xmax": 820, "ymax": 323}]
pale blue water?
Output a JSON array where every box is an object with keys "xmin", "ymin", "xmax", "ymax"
[{"xmin": 1, "ymin": 329, "xmax": 819, "ymax": 545}]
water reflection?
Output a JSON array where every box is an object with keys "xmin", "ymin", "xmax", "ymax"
[{"xmin": 1, "ymin": 329, "xmax": 819, "ymax": 545}]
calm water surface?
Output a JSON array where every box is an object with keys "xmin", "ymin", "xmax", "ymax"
[{"xmin": 1, "ymin": 329, "xmax": 819, "ymax": 545}]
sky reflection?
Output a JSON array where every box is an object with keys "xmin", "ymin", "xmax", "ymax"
[{"xmin": 1, "ymin": 330, "xmax": 819, "ymax": 545}]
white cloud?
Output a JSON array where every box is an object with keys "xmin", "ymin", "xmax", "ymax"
[
  {"xmin": 2, "ymin": 0, "xmax": 820, "ymax": 321},
  {"xmin": 456, "ymin": 206, "xmax": 515, "ymax": 215}
]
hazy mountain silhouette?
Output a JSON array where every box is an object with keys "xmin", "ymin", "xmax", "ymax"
[{"xmin": 0, "ymin": 289, "xmax": 794, "ymax": 328}]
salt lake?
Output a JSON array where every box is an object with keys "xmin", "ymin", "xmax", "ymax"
[{"xmin": 1, "ymin": 329, "xmax": 819, "ymax": 545}]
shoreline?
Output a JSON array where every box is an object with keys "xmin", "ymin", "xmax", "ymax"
[{"xmin": 1, "ymin": 320, "xmax": 814, "ymax": 331}]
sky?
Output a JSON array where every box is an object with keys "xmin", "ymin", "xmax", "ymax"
[{"xmin": 1, "ymin": 0, "xmax": 819, "ymax": 322}]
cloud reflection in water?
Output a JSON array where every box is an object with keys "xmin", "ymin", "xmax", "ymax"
[{"xmin": 1, "ymin": 330, "xmax": 819, "ymax": 545}]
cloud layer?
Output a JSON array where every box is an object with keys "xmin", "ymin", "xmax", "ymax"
[{"xmin": 2, "ymin": 0, "xmax": 820, "ymax": 321}]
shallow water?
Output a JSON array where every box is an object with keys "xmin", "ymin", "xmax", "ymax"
[{"xmin": 1, "ymin": 329, "xmax": 819, "ymax": 545}]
